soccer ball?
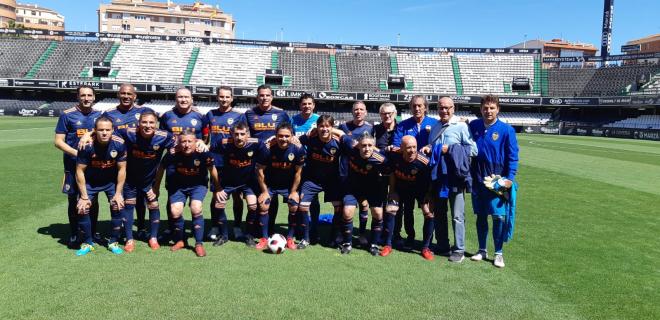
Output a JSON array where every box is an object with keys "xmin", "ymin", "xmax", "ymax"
[{"xmin": 267, "ymin": 234, "xmax": 287, "ymax": 254}]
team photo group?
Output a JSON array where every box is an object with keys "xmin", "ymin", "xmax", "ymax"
[{"xmin": 55, "ymin": 83, "xmax": 519, "ymax": 268}]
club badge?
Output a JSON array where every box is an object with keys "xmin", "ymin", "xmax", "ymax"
[
  {"xmin": 272, "ymin": 114, "xmax": 278, "ymax": 121},
  {"xmin": 153, "ymin": 145, "xmax": 160, "ymax": 151},
  {"xmin": 194, "ymin": 159, "xmax": 201, "ymax": 166},
  {"xmin": 191, "ymin": 119, "xmax": 198, "ymax": 126},
  {"xmin": 227, "ymin": 118, "xmax": 234, "ymax": 125},
  {"xmin": 247, "ymin": 151, "xmax": 254, "ymax": 157},
  {"xmin": 110, "ymin": 150, "xmax": 118, "ymax": 158},
  {"xmin": 288, "ymin": 153, "xmax": 294, "ymax": 161},
  {"xmin": 366, "ymin": 164, "xmax": 373, "ymax": 170},
  {"xmin": 76, "ymin": 121, "xmax": 82, "ymax": 125},
  {"xmin": 135, "ymin": 113, "xmax": 141, "ymax": 120},
  {"xmin": 411, "ymin": 169, "xmax": 418, "ymax": 175},
  {"xmin": 64, "ymin": 184, "xmax": 70, "ymax": 192},
  {"xmin": 425, "ymin": 125, "xmax": 431, "ymax": 132},
  {"xmin": 492, "ymin": 132, "xmax": 499, "ymax": 141},
  {"xmin": 330, "ymin": 148, "xmax": 337, "ymax": 155}
]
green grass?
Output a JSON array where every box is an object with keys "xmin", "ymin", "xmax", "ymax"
[{"xmin": 0, "ymin": 118, "xmax": 658, "ymax": 319}]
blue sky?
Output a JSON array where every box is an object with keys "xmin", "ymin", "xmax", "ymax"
[{"xmin": 29, "ymin": 0, "xmax": 660, "ymax": 54}]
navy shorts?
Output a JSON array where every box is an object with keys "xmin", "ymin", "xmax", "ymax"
[
  {"xmin": 395, "ymin": 187, "xmax": 427, "ymax": 208},
  {"xmin": 123, "ymin": 182, "xmax": 151, "ymax": 200},
  {"xmin": 168, "ymin": 186, "xmax": 208, "ymax": 204},
  {"xmin": 223, "ymin": 184, "xmax": 256, "ymax": 197},
  {"xmin": 300, "ymin": 180, "xmax": 342, "ymax": 205},
  {"xmin": 86, "ymin": 183, "xmax": 116, "ymax": 202},
  {"xmin": 343, "ymin": 187, "xmax": 385, "ymax": 208}
]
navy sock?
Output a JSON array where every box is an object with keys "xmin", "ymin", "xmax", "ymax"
[
  {"xmin": 422, "ymin": 217, "xmax": 434, "ymax": 249},
  {"xmin": 358, "ymin": 209, "xmax": 368, "ymax": 234},
  {"xmin": 268, "ymin": 200, "xmax": 278, "ymax": 237},
  {"xmin": 259, "ymin": 214, "xmax": 269, "ymax": 239},
  {"xmin": 192, "ymin": 214, "xmax": 204, "ymax": 245},
  {"xmin": 371, "ymin": 219, "xmax": 383, "ymax": 245},
  {"xmin": 109, "ymin": 210, "xmax": 122, "ymax": 244},
  {"xmin": 297, "ymin": 211, "xmax": 310, "ymax": 241},
  {"xmin": 233, "ymin": 200, "xmax": 243, "ymax": 229},
  {"xmin": 384, "ymin": 213, "xmax": 395, "ymax": 246},
  {"xmin": 123, "ymin": 204, "xmax": 135, "ymax": 240},
  {"xmin": 214, "ymin": 207, "xmax": 228, "ymax": 239},
  {"xmin": 287, "ymin": 212, "xmax": 296, "ymax": 239},
  {"xmin": 90, "ymin": 200, "xmax": 99, "ymax": 236},
  {"xmin": 246, "ymin": 210, "xmax": 257, "ymax": 238},
  {"xmin": 173, "ymin": 216, "xmax": 185, "ymax": 242},
  {"xmin": 78, "ymin": 214, "xmax": 93, "ymax": 244},
  {"xmin": 149, "ymin": 208, "xmax": 160, "ymax": 239},
  {"xmin": 67, "ymin": 195, "xmax": 78, "ymax": 236},
  {"xmin": 342, "ymin": 218, "xmax": 354, "ymax": 245}
]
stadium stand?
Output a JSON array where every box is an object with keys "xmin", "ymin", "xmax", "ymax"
[
  {"xmin": 456, "ymin": 54, "xmax": 536, "ymax": 95},
  {"xmin": 35, "ymin": 41, "xmax": 112, "ymax": 80},
  {"xmin": 548, "ymin": 65, "xmax": 660, "ymax": 96},
  {"xmin": 603, "ymin": 115, "xmax": 660, "ymax": 129},
  {"xmin": 498, "ymin": 112, "xmax": 551, "ymax": 125},
  {"xmin": 636, "ymin": 72, "xmax": 660, "ymax": 95},
  {"xmin": 335, "ymin": 52, "xmax": 391, "ymax": 92},
  {"xmin": 109, "ymin": 41, "xmax": 194, "ymax": 84},
  {"xmin": 190, "ymin": 45, "xmax": 272, "ymax": 88},
  {"xmin": 396, "ymin": 53, "xmax": 456, "ymax": 94},
  {"xmin": 0, "ymin": 39, "xmax": 50, "ymax": 78},
  {"xmin": 279, "ymin": 50, "xmax": 333, "ymax": 91}
]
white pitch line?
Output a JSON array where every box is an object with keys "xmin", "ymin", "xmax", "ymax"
[{"xmin": 0, "ymin": 127, "xmax": 52, "ymax": 132}]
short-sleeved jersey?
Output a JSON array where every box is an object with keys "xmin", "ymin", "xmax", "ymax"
[
  {"xmin": 241, "ymin": 106, "xmax": 291, "ymax": 140},
  {"xmin": 299, "ymin": 135, "xmax": 344, "ymax": 183},
  {"xmin": 203, "ymin": 108, "xmax": 243, "ymax": 166},
  {"xmin": 55, "ymin": 106, "xmax": 103, "ymax": 163},
  {"xmin": 468, "ymin": 119, "xmax": 519, "ymax": 185},
  {"xmin": 159, "ymin": 107, "xmax": 204, "ymax": 139},
  {"xmin": 121, "ymin": 128, "xmax": 176, "ymax": 187},
  {"xmin": 256, "ymin": 142, "xmax": 306, "ymax": 190},
  {"xmin": 215, "ymin": 138, "xmax": 260, "ymax": 187},
  {"xmin": 344, "ymin": 139, "xmax": 388, "ymax": 187},
  {"xmin": 392, "ymin": 116, "xmax": 437, "ymax": 149},
  {"xmin": 292, "ymin": 113, "xmax": 320, "ymax": 137},
  {"xmin": 77, "ymin": 136, "xmax": 127, "ymax": 188},
  {"xmin": 162, "ymin": 151, "xmax": 214, "ymax": 190},
  {"xmin": 338, "ymin": 121, "xmax": 373, "ymax": 137},
  {"xmin": 372, "ymin": 122, "xmax": 396, "ymax": 151},
  {"xmin": 388, "ymin": 151, "xmax": 431, "ymax": 193},
  {"xmin": 104, "ymin": 105, "xmax": 156, "ymax": 133}
]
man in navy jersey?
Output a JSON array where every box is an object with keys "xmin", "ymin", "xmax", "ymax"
[
  {"xmin": 256, "ymin": 123, "xmax": 306, "ymax": 250},
  {"xmin": 152, "ymin": 130, "xmax": 221, "ymax": 257},
  {"xmin": 212, "ymin": 122, "xmax": 261, "ymax": 248},
  {"xmin": 392, "ymin": 95, "xmax": 438, "ymax": 249},
  {"xmin": 339, "ymin": 133, "xmax": 388, "ymax": 255},
  {"xmin": 54, "ymin": 85, "xmax": 102, "ymax": 247},
  {"xmin": 291, "ymin": 93, "xmax": 321, "ymax": 243},
  {"xmin": 102, "ymin": 83, "xmax": 155, "ymax": 239},
  {"xmin": 203, "ymin": 86, "xmax": 245, "ymax": 242},
  {"xmin": 75, "ymin": 117, "xmax": 127, "ymax": 256},
  {"xmin": 118, "ymin": 111, "xmax": 175, "ymax": 251},
  {"xmin": 338, "ymin": 101, "xmax": 373, "ymax": 247},
  {"xmin": 160, "ymin": 87, "xmax": 204, "ymax": 138},
  {"xmin": 298, "ymin": 115, "xmax": 346, "ymax": 248},
  {"xmin": 385, "ymin": 136, "xmax": 434, "ymax": 260},
  {"xmin": 372, "ymin": 103, "xmax": 397, "ymax": 249},
  {"xmin": 241, "ymin": 84, "xmax": 291, "ymax": 235},
  {"xmin": 468, "ymin": 95, "xmax": 519, "ymax": 268}
]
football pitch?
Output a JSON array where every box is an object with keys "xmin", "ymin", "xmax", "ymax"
[{"xmin": 0, "ymin": 117, "xmax": 658, "ymax": 320}]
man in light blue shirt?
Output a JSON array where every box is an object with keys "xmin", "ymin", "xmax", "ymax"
[
  {"xmin": 292, "ymin": 93, "xmax": 320, "ymax": 136},
  {"xmin": 426, "ymin": 97, "xmax": 476, "ymax": 262}
]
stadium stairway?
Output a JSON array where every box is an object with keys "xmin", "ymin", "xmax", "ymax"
[
  {"xmin": 389, "ymin": 55, "xmax": 399, "ymax": 74},
  {"xmin": 183, "ymin": 47, "xmax": 200, "ymax": 85},
  {"xmin": 271, "ymin": 51, "xmax": 279, "ymax": 69},
  {"xmin": 451, "ymin": 56, "xmax": 464, "ymax": 95},
  {"xmin": 25, "ymin": 41, "xmax": 58, "ymax": 79},
  {"xmin": 533, "ymin": 58, "xmax": 541, "ymax": 94},
  {"xmin": 329, "ymin": 55, "xmax": 339, "ymax": 91}
]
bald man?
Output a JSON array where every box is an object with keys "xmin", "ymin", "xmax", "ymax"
[
  {"xmin": 385, "ymin": 136, "xmax": 434, "ymax": 260},
  {"xmin": 427, "ymin": 97, "xmax": 476, "ymax": 262}
]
